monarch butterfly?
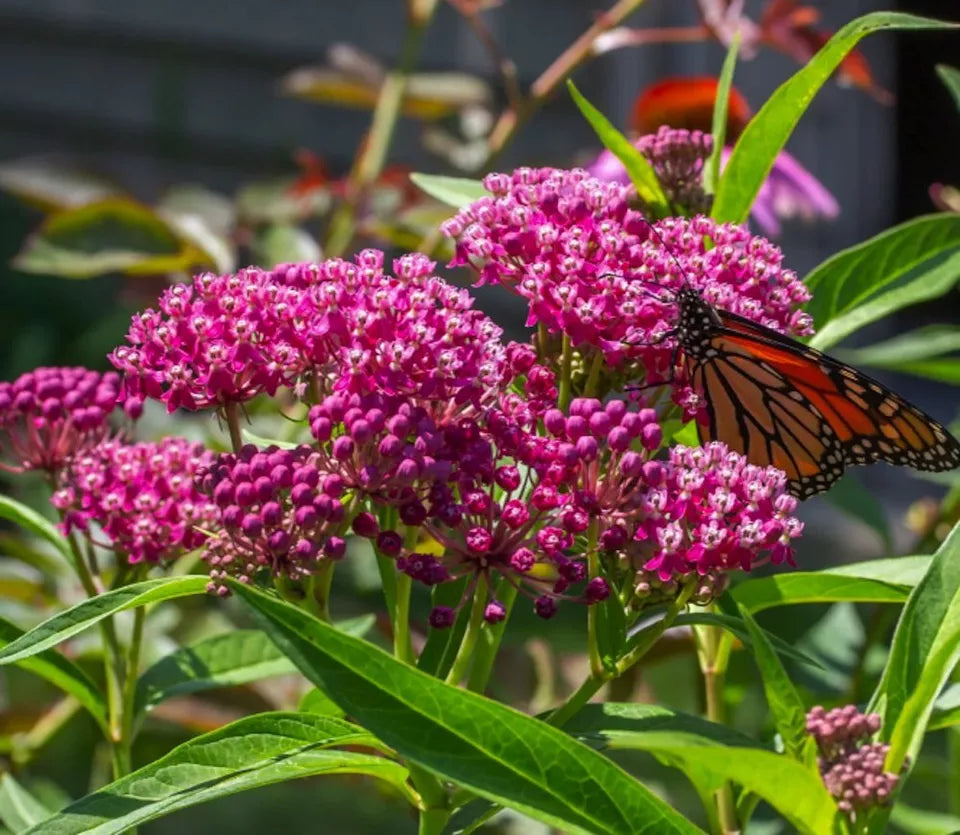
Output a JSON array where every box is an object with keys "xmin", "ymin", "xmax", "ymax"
[{"xmin": 670, "ymin": 285, "xmax": 960, "ymax": 498}]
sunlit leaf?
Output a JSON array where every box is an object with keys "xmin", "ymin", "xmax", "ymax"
[
  {"xmin": 0, "ymin": 158, "xmax": 120, "ymax": 211},
  {"xmin": 250, "ymin": 224, "xmax": 322, "ymax": 268},
  {"xmin": 836, "ymin": 325, "xmax": 960, "ymax": 385},
  {"xmin": 936, "ymin": 64, "xmax": 960, "ymax": 113},
  {"xmin": 12, "ymin": 199, "xmax": 214, "ymax": 279},
  {"xmin": 24, "ymin": 713, "xmax": 409, "ymax": 835},
  {"xmin": 409, "ymin": 173, "xmax": 487, "ymax": 209},
  {"xmin": 804, "ymin": 213, "xmax": 960, "ymax": 349},
  {"xmin": 713, "ymin": 13, "xmax": 956, "ymax": 224},
  {"xmin": 233, "ymin": 582, "xmax": 700, "ymax": 834},
  {"xmin": 704, "ymin": 31, "xmax": 741, "ymax": 193},
  {"xmin": 567, "ymin": 81, "xmax": 669, "ymax": 216},
  {"xmin": 0, "ymin": 774, "xmax": 54, "ymax": 833}
]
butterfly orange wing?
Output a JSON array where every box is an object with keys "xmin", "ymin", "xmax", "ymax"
[{"xmin": 688, "ymin": 311, "xmax": 960, "ymax": 498}]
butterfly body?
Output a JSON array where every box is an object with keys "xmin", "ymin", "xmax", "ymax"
[{"xmin": 673, "ymin": 288, "xmax": 960, "ymax": 498}]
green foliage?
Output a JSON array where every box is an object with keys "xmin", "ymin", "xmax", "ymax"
[
  {"xmin": 836, "ymin": 325, "xmax": 960, "ymax": 385},
  {"xmin": 232, "ymin": 582, "xmax": 700, "ymax": 835},
  {"xmin": 0, "ymin": 774, "xmax": 56, "ymax": 833},
  {"xmin": 408, "ymin": 173, "xmax": 488, "ymax": 208},
  {"xmin": 805, "ymin": 214, "xmax": 960, "ymax": 350},
  {"xmin": 936, "ymin": 64, "xmax": 960, "ymax": 112},
  {"xmin": 704, "ymin": 32, "xmax": 741, "ymax": 193},
  {"xmin": 713, "ymin": 13, "xmax": 956, "ymax": 224},
  {"xmin": 26, "ymin": 713, "xmax": 411, "ymax": 835},
  {"xmin": 871, "ymin": 521, "xmax": 960, "ymax": 772}
]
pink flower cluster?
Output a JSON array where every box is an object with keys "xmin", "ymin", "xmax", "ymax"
[
  {"xmin": 0, "ymin": 367, "xmax": 141, "ymax": 474},
  {"xmin": 52, "ymin": 437, "xmax": 216, "ymax": 564},
  {"xmin": 442, "ymin": 169, "xmax": 811, "ymax": 395},
  {"xmin": 110, "ymin": 250, "xmax": 506, "ymax": 413},
  {"xmin": 598, "ymin": 442, "xmax": 799, "ymax": 606},
  {"xmin": 806, "ymin": 705, "xmax": 900, "ymax": 821},
  {"xmin": 200, "ymin": 444, "xmax": 350, "ymax": 595}
]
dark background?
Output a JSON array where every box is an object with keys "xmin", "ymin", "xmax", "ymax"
[{"xmin": 0, "ymin": 1, "xmax": 957, "ymax": 832}]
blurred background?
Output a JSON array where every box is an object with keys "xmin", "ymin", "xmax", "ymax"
[{"xmin": 0, "ymin": 0, "xmax": 957, "ymax": 832}]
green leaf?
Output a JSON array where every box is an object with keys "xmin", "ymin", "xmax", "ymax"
[
  {"xmin": 928, "ymin": 683, "xmax": 960, "ymax": 731},
  {"xmin": 836, "ymin": 325, "xmax": 960, "ymax": 385},
  {"xmin": 417, "ymin": 576, "xmax": 471, "ymax": 678},
  {"xmin": 0, "ymin": 496, "xmax": 71, "ymax": 561},
  {"xmin": 0, "ymin": 616, "xmax": 107, "ymax": 733},
  {"xmin": 573, "ymin": 724, "xmax": 836, "ymax": 833},
  {"xmin": 135, "ymin": 617, "xmax": 374, "ymax": 716},
  {"xmin": 704, "ymin": 31, "xmax": 741, "ymax": 194},
  {"xmin": 870, "ymin": 521, "xmax": 960, "ymax": 771},
  {"xmin": 134, "ymin": 629, "xmax": 295, "ymax": 716},
  {"xmin": 250, "ymin": 224, "xmax": 322, "ymax": 268},
  {"xmin": 24, "ymin": 712, "xmax": 410, "ymax": 835},
  {"xmin": 566, "ymin": 80, "xmax": 669, "ymax": 216},
  {"xmin": 408, "ymin": 173, "xmax": 488, "ymax": 209},
  {"xmin": 804, "ymin": 214, "xmax": 960, "ymax": 349},
  {"xmin": 936, "ymin": 64, "xmax": 960, "ymax": 113},
  {"xmin": 823, "ymin": 474, "xmax": 892, "ymax": 549},
  {"xmin": 731, "ymin": 556, "xmax": 931, "ymax": 612},
  {"xmin": 0, "ymin": 576, "xmax": 209, "ymax": 665},
  {"xmin": 562, "ymin": 703, "xmax": 761, "ymax": 749},
  {"xmin": 232, "ymin": 582, "xmax": 701, "ymax": 835},
  {"xmin": 0, "ymin": 774, "xmax": 55, "ymax": 833},
  {"xmin": 595, "ymin": 587, "xmax": 627, "ymax": 668},
  {"xmin": 13, "ymin": 199, "xmax": 214, "ymax": 279},
  {"xmin": 298, "ymin": 687, "xmax": 345, "ymax": 717},
  {"xmin": 736, "ymin": 605, "xmax": 815, "ymax": 764},
  {"xmin": 713, "ymin": 13, "xmax": 957, "ymax": 225},
  {"xmin": 671, "ymin": 611, "xmax": 824, "ymax": 670},
  {"xmin": 889, "ymin": 802, "xmax": 960, "ymax": 835}
]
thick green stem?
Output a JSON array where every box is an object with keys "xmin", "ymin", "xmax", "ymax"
[
  {"xmin": 557, "ymin": 332, "xmax": 573, "ymax": 412},
  {"xmin": 306, "ymin": 561, "xmax": 335, "ymax": 622},
  {"xmin": 223, "ymin": 402, "xmax": 244, "ymax": 453},
  {"xmin": 586, "ymin": 521, "xmax": 605, "ymax": 679},
  {"xmin": 465, "ymin": 579, "xmax": 518, "ymax": 693},
  {"xmin": 546, "ymin": 673, "xmax": 606, "ymax": 728},
  {"xmin": 118, "ymin": 606, "xmax": 146, "ymax": 776},
  {"xmin": 444, "ymin": 582, "xmax": 488, "ymax": 686},
  {"xmin": 411, "ymin": 762, "xmax": 449, "ymax": 834},
  {"xmin": 583, "ymin": 349, "xmax": 605, "ymax": 398},
  {"xmin": 698, "ymin": 622, "xmax": 737, "ymax": 833},
  {"xmin": 325, "ymin": 0, "xmax": 440, "ymax": 255},
  {"xmin": 394, "ymin": 571, "xmax": 414, "ymax": 663}
]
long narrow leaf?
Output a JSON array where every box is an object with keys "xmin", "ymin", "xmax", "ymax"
[
  {"xmin": 704, "ymin": 31, "xmax": 741, "ymax": 193},
  {"xmin": 713, "ymin": 13, "xmax": 956, "ymax": 224},
  {"xmin": 0, "ymin": 577, "xmax": 208, "ymax": 664},
  {"xmin": 567, "ymin": 80, "xmax": 669, "ymax": 216},
  {"xmin": 233, "ymin": 582, "xmax": 700, "ymax": 835},
  {"xmin": 24, "ymin": 712, "xmax": 409, "ymax": 835},
  {"xmin": 0, "ymin": 496, "xmax": 70, "ymax": 561}
]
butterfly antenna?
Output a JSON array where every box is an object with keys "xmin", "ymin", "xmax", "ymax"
[
  {"xmin": 596, "ymin": 272, "xmax": 674, "ymax": 304},
  {"xmin": 636, "ymin": 216, "xmax": 696, "ymax": 290}
]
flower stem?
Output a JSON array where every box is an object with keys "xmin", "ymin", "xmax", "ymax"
[
  {"xmin": 557, "ymin": 332, "xmax": 573, "ymax": 412},
  {"xmin": 586, "ymin": 522, "xmax": 605, "ymax": 679},
  {"xmin": 411, "ymin": 762, "xmax": 449, "ymax": 834},
  {"xmin": 465, "ymin": 579, "xmax": 517, "ymax": 693},
  {"xmin": 324, "ymin": 0, "xmax": 440, "ymax": 256},
  {"xmin": 223, "ymin": 402, "xmax": 244, "ymax": 453},
  {"xmin": 444, "ymin": 581, "xmax": 488, "ymax": 686},
  {"xmin": 484, "ymin": 0, "xmax": 650, "ymax": 163},
  {"xmin": 394, "ymin": 571, "xmax": 414, "ymax": 663},
  {"xmin": 118, "ymin": 605, "xmax": 145, "ymax": 773},
  {"xmin": 697, "ymin": 621, "xmax": 737, "ymax": 833},
  {"xmin": 306, "ymin": 561, "xmax": 335, "ymax": 622}
]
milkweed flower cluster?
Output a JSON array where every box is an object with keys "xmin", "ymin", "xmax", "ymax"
[
  {"xmin": 0, "ymin": 367, "xmax": 141, "ymax": 474},
  {"xmin": 806, "ymin": 705, "xmax": 901, "ymax": 822},
  {"xmin": 588, "ymin": 126, "xmax": 714, "ymax": 215},
  {"xmin": 52, "ymin": 437, "xmax": 217, "ymax": 564},
  {"xmin": 623, "ymin": 443, "xmax": 802, "ymax": 605},
  {"xmin": 441, "ymin": 168, "xmax": 812, "ymax": 405},
  {"xmin": 109, "ymin": 250, "xmax": 507, "ymax": 412}
]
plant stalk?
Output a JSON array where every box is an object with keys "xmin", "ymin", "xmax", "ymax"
[
  {"xmin": 698, "ymin": 622, "xmax": 737, "ymax": 833},
  {"xmin": 444, "ymin": 581, "xmax": 488, "ymax": 686},
  {"xmin": 325, "ymin": 0, "xmax": 440, "ymax": 255},
  {"xmin": 223, "ymin": 402, "xmax": 244, "ymax": 453}
]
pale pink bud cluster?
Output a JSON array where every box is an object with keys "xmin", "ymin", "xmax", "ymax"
[{"xmin": 806, "ymin": 705, "xmax": 900, "ymax": 821}]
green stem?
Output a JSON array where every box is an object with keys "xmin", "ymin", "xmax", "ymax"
[
  {"xmin": 118, "ymin": 606, "xmax": 145, "ymax": 774},
  {"xmin": 698, "ymin": 622, "xmax": 737, "ymax": 833},
  {"xmin": 950, "ymin": 727, "xmax": 960, "ymax": 817},
  {"xmin": 411, "ymin": 762, "xmax": 449, "ymax": 834},
  {"xmin": 583, "ymin": 349, "xmax": 605, "ymax": 398},
  {"xmin": 395, "ymin": 571, "xmax": 414, "ymax": 663},
  {"xmin": 557, "ymin": 332, "xmax": 573, "ymax": 412},
  {"xmin": 223, "ymin": 402, "xmax": 244, "ymax": 453},
  {"xmin": 465, "ymin": 579, "xmax": 518, "ymax": 693},
  {"xmin": 444, "ymin": 581, "xmax": 488, "ymax": 686},
  {"xmin": 586, "ymin": 521, "xmax": 605, "ymax": 679},
  {"xmin": 324, "ymin": 0, "xmax": 440, "ymax": 255},
  {"xmin": 307, "ymin": 561, "xmax": 335, "ymax": 622},
  {"xmin": 546, "ymin": 673, "xmax": 606, "ymax": 728}
]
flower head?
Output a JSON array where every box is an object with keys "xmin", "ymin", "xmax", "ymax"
[
  {"xmin": 806, "ymin": 705, "xmax": 900, "ymax": 822},
  {"xmin": 444, "ymin": 177, "xmax": 811, "ymax": 393},
  {"xmin": 0, "ymin": 367, "xmax": 140, "ymax": 474},
  {"xmin": 622, "ymin": 443, "xmax": 802, "ymax": 606},
  {"xmin": 52, "ymin": 437, "xmax": 216, "ymax": 564},
  {"xmin": 199, "ymin": 444, "xmax": 349, "ymax": 594}
]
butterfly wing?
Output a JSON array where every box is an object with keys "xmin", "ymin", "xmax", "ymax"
[{"xmin": 688, "ymin": 310, "xmax": 960, "ymax": 498}]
